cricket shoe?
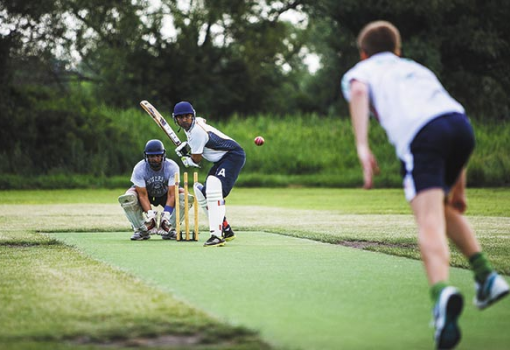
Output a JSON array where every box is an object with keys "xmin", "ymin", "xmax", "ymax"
[
  {"xmin": 432, "ymin": 286, "xmax": 463, "ymax": 350},
  {"xmin": 130, "ymin": 230, "xmax": 150, "ymax": 241},
  {"xmin": 222, "ymin": 224, "xmax": 236, "ymax": 242},
  {"xmin": 161, "ymin": 229, "xmax": 177, "ymax": 240},
  {"xmin": 159, "ymin": 215, "xmax": 176, "ymax": 240},
  {"xmin": 204, "ymin": 234, "xmax": 225, "ymax": 247},
  {"xmin": 474, "ymin": 272, "xmax": 510, "ymax": 310}
]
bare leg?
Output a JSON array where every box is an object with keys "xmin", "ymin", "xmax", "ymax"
[
  {"xmin": 445, "ymin": 169, "xmax": 481, "ymax": 257},
  {"xmin": 411, "ymin": 188, "xmax": 450, "ymax": 285},
  {"xmin": 445, "ymin": 206, "xmax": 480, "ymax": 257}
]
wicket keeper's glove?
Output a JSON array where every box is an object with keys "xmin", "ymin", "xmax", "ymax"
[
  {"xmin": 144, "ymin": 210, "xmax": 157, "ymax": 230},
  {"xmin": 175, "ymin": 142, "xmax": 190, "ymax": 157}
]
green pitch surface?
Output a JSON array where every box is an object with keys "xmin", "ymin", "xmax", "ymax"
[{"xmin": 53, "ymin": 230, "xmax": 510, "ymax": 350}]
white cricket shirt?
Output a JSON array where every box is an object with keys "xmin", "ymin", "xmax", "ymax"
[
  {"xmin": 341, "ymin": 52, "xmax": 465, "ymax": 158},
  {"xmin": 185, "ymin": 117, "xmax": 239, "ymax": 163}
]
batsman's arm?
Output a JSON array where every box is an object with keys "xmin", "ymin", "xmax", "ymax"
[{"xmin": 191, "ymin": 154, "xmax": 203, "ymax": 164}]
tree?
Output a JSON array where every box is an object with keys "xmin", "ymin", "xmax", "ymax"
[{"xmin": 301, "ymin": 0, "xmax": 510, "ymax": 119}]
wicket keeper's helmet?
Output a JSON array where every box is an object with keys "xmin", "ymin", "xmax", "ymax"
[{"xmin": 144, "ymin": 139, "xmax": 165, "ymax": 170}]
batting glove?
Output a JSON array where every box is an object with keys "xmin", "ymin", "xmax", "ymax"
[
  {"xmin": 181, "ymin": 156, "xmax": 200, "ymax": 168},
  {"xmin": 175, "ymin": 142, "xmax": 190, "ymax": 157}
]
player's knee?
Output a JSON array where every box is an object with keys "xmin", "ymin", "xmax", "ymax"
[
  {"xmin": 194, "ymin": 182, "xmax": 207, "ymax": 203},
  {"xmin": 118, "ymin": 193, "xmax": 138, "ymax": 207}
]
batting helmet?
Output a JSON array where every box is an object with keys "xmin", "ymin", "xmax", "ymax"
[{"xmin": 172, "ymin": 101, "xmax": 196, "ymax": 118}]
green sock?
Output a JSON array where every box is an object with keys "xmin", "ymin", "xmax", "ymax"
[
  {"xmin": 469, "ymin": 252, "xmax": 493, "ymax": 283},
  {"xmin": 431, "ymin": 281, "xmax": 449, "ymax": 304}
]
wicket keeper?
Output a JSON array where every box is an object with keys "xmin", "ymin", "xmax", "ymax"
[{"xmin": 118, "ymin": 139, "xmax": 193, "ymax": 240}]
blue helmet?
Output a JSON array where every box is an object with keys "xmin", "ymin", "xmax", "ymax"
[
  {"xmin": 172, "ymin": 101, "xmax": 196, "ymax": 130},
  {"xmin": 144, "ymin": 139, "xmax": 165, "ymax": 170},
  {"xmin": 172, "ymin": 101, "xmax": 196, "ymax": 117}
]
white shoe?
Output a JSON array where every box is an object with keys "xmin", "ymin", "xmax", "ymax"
[
  {"xmin": 433, "ymin": 286, "xmax": 463, "ymax": 350},
  {"xmin": 161, "ymin": 229, "xmax": 177, "ymax": 240},
  {"xmin": 474, "ymin": 272, "xmax": 510, "ymax": 310},
  {"xmin": 130, "ymin": 230, "xmax": 150, "ymax": 241}
]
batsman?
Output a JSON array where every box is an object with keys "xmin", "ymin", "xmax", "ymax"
[
  {"xmin": 118, "ymin": 139, "xmax": 193, "ymax": 241},
  {"xmin": 173, "ymin": 101, "xmax": 246, "ymax": 247}
]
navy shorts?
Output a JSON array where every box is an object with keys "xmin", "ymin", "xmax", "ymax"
[
  {"xmin": 400, "ymin": 113, "xmax": 475, "ymax": 201},
  {"xmin": 203, "ymin": 149, "xmax": 246, "ymax": 198}
]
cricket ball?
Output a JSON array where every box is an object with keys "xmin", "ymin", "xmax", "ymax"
[{"xmin": 254, "ymin": 136, "xmax": 265, "ymax": 146}]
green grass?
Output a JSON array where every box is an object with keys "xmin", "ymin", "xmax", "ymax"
[
  {"xmin": 52, "ymin": 230, "xmax": 510, "ymax": 350},
  {"xmin": 0, "ymin": 239, "xmax": 270, "ymax": 350},
  {"xmin": 2, "ymin": 187, "xmax": 509, "ymax": 215},
  {"xmin": 1, "ymin": 188, "xmax": 509, "ymax": 349}
]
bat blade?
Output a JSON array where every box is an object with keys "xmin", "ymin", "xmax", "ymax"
[{"xmin": 140, "ymin": 100, "xmax": 182, "ymax": 146}]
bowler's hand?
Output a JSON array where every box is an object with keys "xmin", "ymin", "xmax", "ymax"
[{"xmin": 357, "ymin": 147, "xmax": 379, "ymax": 189}]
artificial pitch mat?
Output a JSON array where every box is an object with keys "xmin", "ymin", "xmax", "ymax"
[{"xmin": 52, "ymin": 231, "xmax": 510, "ymax": 350}]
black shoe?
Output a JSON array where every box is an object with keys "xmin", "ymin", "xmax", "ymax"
[
  {"xmin": 222, "ymin": 225, "xmax": 236, "ymax": 241},
  {"xmin": 204, "ymin": 235, "xmax": 226, "ymax": 247}
]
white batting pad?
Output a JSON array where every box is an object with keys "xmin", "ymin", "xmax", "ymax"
[
  {"xmin": 118, "ymin": 193, "xmax": 146, "ymax": 231},
  {"xmin": 170, "ymin": 193, "xmax": 194, "ymax": 227},
  {"xmin": 206, "ymin": 176, "xmax": 225, "ymax": 237},
  {"xmin": 193, "ymin": 182, "xmax": 209, "ymax": 215}
]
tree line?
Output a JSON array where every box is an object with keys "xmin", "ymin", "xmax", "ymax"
[{"xmin": 1, "ymin": 0, "xmax": 509, "ymax": 177}]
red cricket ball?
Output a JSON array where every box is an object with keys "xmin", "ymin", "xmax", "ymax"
[{"xmin": 254, "ymin": 136, "xmax": 265, "ymax": 146}]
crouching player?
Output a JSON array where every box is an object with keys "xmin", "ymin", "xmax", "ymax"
[
  {"xmin": 172, "ymin": 101, "xmax": 246, "ymax": 247},
  {"xmin": 118, "ymin": 139, "xmax": 193, "ymax": 241},
  {"xmin": 342, "ymin": 21, "xmax": 509, "ymax": 349}
]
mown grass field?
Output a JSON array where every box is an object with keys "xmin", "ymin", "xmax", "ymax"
[{"xmin": 1, "ymin": 187, "xmax": 509, "ymax": 349}]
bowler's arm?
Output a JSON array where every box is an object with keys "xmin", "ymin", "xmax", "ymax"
[{"xmin": 349, "ymin": 80, "xmax": 378, "ymax": 189}]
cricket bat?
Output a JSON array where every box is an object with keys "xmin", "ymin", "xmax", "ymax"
[{"xmin": 140, "ymin": 100, "xmax": 182, "ymax": 146}]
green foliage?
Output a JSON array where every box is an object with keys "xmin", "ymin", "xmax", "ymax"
[
  {"xmin": 0, "ymin": 85, "xmax": 134, "ymax": 177},
  {"xmin": 3, "ymin": 0, "xmax": 510, "ymax": 119},
  {"xmin": 468, "ymin": 120, "xmax": 510, "ymax": 186},
  {"xmin": 0, "ymin": 100, "xmax": 509, "ymax": 188}
]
